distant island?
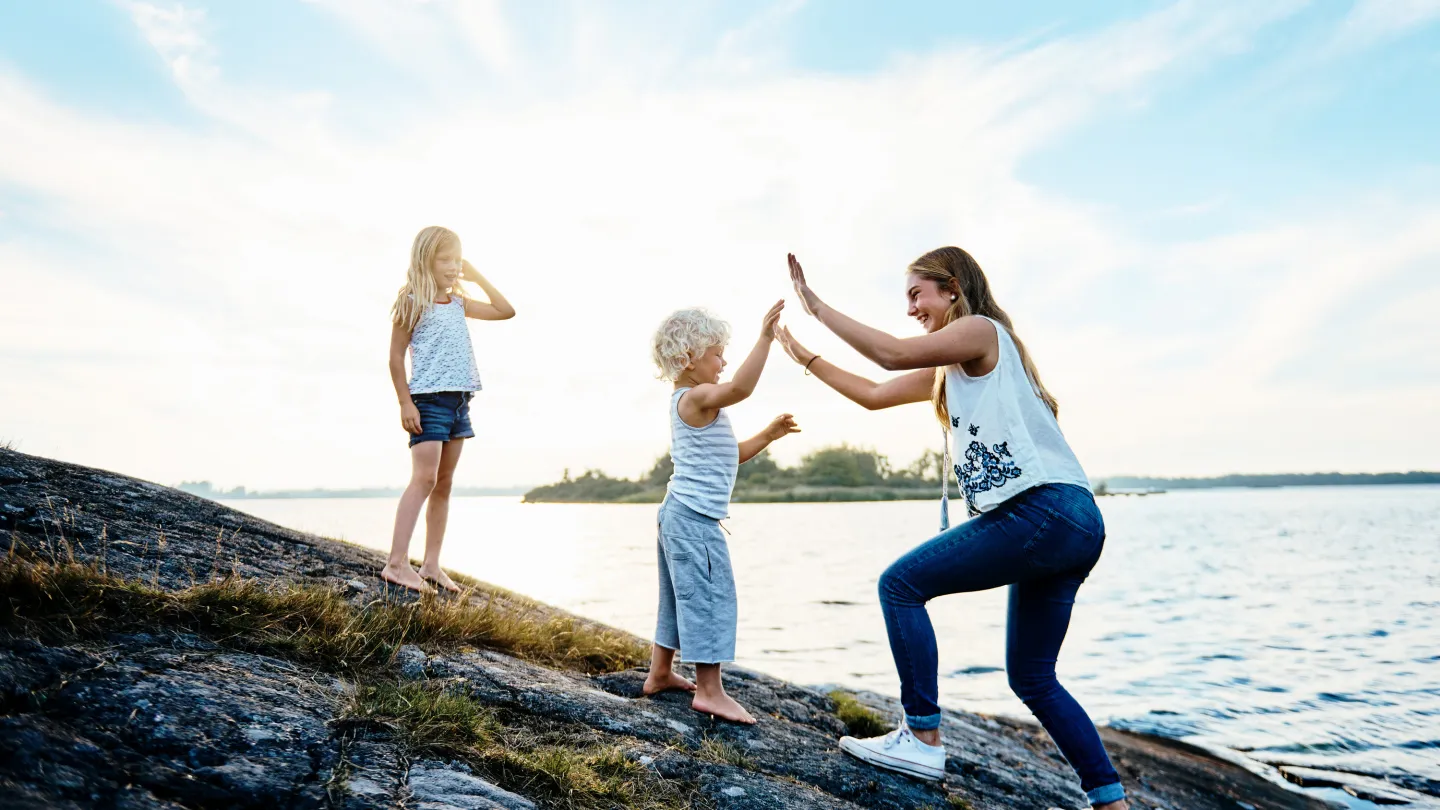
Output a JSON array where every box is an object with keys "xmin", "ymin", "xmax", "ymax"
[
  {"xmin": 524, "ymin": 445, "xmax": 943, "ymax": 504},
  {"xmin": 525, "ymin": 448, "xmax": 1440, "ymax": 504},
  {"xmin": 175, "ymin": 463, "xmax": 1440, "ymax": 504}
]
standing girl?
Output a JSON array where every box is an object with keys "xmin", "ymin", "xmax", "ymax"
[
  {"xmin": 383, "ymin": 226, "xmax": 515, "ymax": 594},
  {"xmin": 776, "ymin": 249, "xmax": 1128, "ymax": 808}
]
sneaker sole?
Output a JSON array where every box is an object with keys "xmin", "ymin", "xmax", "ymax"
[{"xmin": 838, "ymin": 737, "xmax": 945, "ymax": 781}]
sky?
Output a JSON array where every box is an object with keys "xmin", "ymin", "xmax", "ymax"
[{"xmin": 1, "ymin": 0, "xmax": 1437, "ymax": 490}]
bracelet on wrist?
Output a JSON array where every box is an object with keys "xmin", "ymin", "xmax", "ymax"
[{"xmin": 804, "ymin": 355, "xmax": 821, "ymax": 375}]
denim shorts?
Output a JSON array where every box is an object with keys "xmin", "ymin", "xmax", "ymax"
[
  {"xmin": 409, "ymin": 391, "xmax": 475, "ymax": 447},
  {"xmin": 654, "ymin": 495, "xmax": 737, "ymax": 664}
]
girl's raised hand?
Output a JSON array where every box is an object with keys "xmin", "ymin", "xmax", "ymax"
[
  {"xmin": 775, "ymin": 325, "xmax": 815, "ymax": 366},
  {"xmin": 401, "ymin": 402, "xmax": 422, "ymax": 435},
  {"xmin": 761, "ymin": 299, "xmax": 785, "ymax": 340},
  {"xmin": 765, "ymin": 413, "xmax": 801, "ymax": 441},
  {"xmin": 460, "ymin": 259, "xmax": 484, "ymax": 283},
  {"xmin": 788, "ymin": 253, "xmax": 822, "ymax": 317}
]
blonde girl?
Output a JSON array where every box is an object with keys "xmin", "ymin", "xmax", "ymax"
[{"xmin": 383, "ymin": 226, "xmax": 515, "ymax": 594}]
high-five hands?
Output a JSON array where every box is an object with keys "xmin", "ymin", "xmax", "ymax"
[
  {"xmin": 774, "ymin": 325, "xmax": 815, "ymax": 367},
  {"xmin": 787, "ymin": 254, "xmax": 822, "ymax": 317},
  {"xmin": 761, "ymin": 299, "xmax": 785, "ymax": 340}
]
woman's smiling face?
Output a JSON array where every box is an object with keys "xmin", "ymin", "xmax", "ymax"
[{"xmin": 905, "ymin": 273, "xmax": 954, "ymax": 334}]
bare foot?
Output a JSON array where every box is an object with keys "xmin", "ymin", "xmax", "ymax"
[
  {"xmin": 642, "ymin": 671, "xmax": 697, "ymax": 696},
  {"xmin": 380, "ymin": 563, "xmax": 435, "ymax": 594},
  {"xmin": 417, "ymin": 566, "xmax": 461, "ymax": 593},
  {"xmin": 692, "ymin": 692, "xmax": 757, "ymax": 725}
]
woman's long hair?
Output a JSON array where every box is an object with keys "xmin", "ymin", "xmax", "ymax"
[
  {"xmin": 908, "ymin": 246, "xmax": 1058, "ymax": 427},
  {"xmin": 391, "ymin": 226, "xmax": 465, "ymax": 332}
]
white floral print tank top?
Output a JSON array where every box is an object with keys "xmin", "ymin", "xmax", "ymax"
[{"xmin": 946, "ymin": 317, "xmax": 1089, "ymax": 516}]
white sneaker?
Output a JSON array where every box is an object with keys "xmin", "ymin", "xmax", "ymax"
[{"xmin": 838, "ymin": 724, "xmax": 946, "ymax": 781}]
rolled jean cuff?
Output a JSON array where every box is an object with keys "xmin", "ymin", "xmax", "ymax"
[
  {"xmin": 1087, "ymin": 782, "xmax": 1126, "ymax": 805},
  {"xmin": 905, "ymin": 712, "xmax": 942, "ymax": 731}
]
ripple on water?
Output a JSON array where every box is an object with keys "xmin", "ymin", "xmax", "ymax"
[{"xmin": 949, "ymin": 665, "xmax": 1003, "ymax": 676}]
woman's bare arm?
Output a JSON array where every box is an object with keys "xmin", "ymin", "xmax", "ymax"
[{"xmin": 775, "ymin": 326, "xmax": 931, "ymax": 410}]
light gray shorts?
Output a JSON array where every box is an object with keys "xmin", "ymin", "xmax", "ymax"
[{"xmin": 654, "ymin": 495, "xmax": 737, "ymax": 664}]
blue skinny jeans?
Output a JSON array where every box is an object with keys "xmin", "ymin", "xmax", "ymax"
[{"xmin": 878, "ymin": 483, "xmax": 1125, "ymax": 806}]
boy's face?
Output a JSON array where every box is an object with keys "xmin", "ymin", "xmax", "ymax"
[{"xmin": 686, "ymin": 344, "xmax": 727, "ymax": 384}]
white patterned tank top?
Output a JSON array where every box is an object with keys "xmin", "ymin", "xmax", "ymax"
[
  {"xmin": 945, "ymin": 316, "xmax": 1089, "ymax": 516},
  {"xmin": 408, "ymin": 296, "xmax": 483, "ymax": 395}
]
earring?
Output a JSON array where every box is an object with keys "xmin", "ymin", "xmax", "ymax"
[{"xmin": 950, "ymin": 295, "xmax": 958, "ymax": 302}]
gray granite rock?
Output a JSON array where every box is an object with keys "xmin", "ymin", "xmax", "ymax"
[{"xmin": 0, "ymin": 448, "xmax": 1364, "ymax": 810}]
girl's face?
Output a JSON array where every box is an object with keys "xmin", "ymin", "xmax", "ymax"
[
  {"xmin": 686, "ymin": 344, "xmax": 727, "ymax": 385},
  {"xmin": 905, "ymin": 273, "xmax": 954, "ymax": 334},
  {"xmin": 429, "ymin": 239, "xmax": 463, "ymax": 291}
]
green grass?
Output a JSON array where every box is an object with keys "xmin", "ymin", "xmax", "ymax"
[
  {"xmin": 348, "ymin": 681, "xmax": 692, "ymax": 810},
  {"xmin": 828, "ymin": 690, "xmax": 890, "ymax": 738},
  {"xmin": 0, "ymin": 555, "xmax": 647, "ymax": 675}
]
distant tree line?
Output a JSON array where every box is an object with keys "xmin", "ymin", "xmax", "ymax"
[
  {"xmin": 1104, "ymin": 472, "xmax": 1440, "ymax": 490},
  {"xmin": 523, "ymin": 445, "xmax": 945, "ymax": 504}
]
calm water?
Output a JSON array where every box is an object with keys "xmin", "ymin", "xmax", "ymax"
[{"xmin": 231, "ymin": 486, "xmax": 1440, "ymax": 789}]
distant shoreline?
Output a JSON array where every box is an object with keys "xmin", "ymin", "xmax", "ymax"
[
  {"xmin": 1103, "ymin": 471, "xmax": 1440, "ymax": 489},
  {"xmin": 173, "ymin": 471, "xmax": 1440, "ymax": 502},
  {"xmin": 524, "ymin": 471, "xmax": 1440, "ymax": 504}
]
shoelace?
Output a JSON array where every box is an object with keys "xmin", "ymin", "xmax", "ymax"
[{"xmin": 881, "ymin": 727, "xmax": 911, "ymax": 750}]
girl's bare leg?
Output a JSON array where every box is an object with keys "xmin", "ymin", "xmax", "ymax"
[
  {"xmin": 643, "ymin": 644, "xmax": 696, "ymax": 695},
  {"xmin": 418, "ymin": 438, "xmax": 465, "ymax": 591},
  {"xmin": 691, "ymin": 664, "xmax": 755, "ymax": 724},
  {"xmin": 383, "ymin": 441, "xmax": 443, "ymax": 593}
]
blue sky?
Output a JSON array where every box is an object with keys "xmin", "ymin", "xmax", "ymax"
[{"xmin": 1, "ymin": 0, "xmax": 1437, "ymax": 488}]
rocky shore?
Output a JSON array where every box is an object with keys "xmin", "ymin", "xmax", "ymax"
[{"xmin": 0, "ymin": 448, "xmax": 1384, "ymax": 809}]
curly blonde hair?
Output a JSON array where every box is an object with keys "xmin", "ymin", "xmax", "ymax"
[{"xmin": 651, "ymin": 308, "xmax": 731, "ymax": 382}]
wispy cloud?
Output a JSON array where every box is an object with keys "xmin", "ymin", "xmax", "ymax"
[{"xmin": 1333, "ymin": 0, "xmax": 1440, "ymax": 50}]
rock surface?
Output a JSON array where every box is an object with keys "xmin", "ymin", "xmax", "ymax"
[{"xmin": 0, "ymin": 448, "xmax": 1397, "ymax": 809}]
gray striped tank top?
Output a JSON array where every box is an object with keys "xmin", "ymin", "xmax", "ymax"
[{"xmin": 665, "ymin": 387, "xmax": 738, "ymax": 519}]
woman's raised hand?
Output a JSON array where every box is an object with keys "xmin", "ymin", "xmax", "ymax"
[
  {"xmin": 761, "ymin": 299, "xmax": 785, "ymax": 340},
  {"xmin": 788, "ymin": 253, "xmax": 822, "ymax": 317},
  {"xmin": 775, "ymin": 325, "xmax": 815, "ymax": 366}
]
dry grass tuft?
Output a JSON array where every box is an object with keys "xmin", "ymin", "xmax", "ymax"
[
  {"xmin": 349, "ymin": 681, "xmax": 691, "ymax": 810},
  {"xmin": 828, "ymin": 690, "xmax": 890, "ymax": 738},
  {"xmin": 0, "ymin": 556, "xmax": 647, "ymax": 675},
  {"xmin": 694, "ymin": 736, "xmax": 755, "ymax": 770}
]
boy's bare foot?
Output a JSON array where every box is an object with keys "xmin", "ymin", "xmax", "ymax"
[
  {"xmin": 642, "ymin": 671, "xmax": 697, "ymax": 696},
  {"xmin": 692, "ymin": 692, "xmax": 757, "ymax": 725},
  {"xmin": 380, "ymin": 563, "xmax": 435, "ymax": 594},
  {"xmin": 417, "ymin": 566, "xmax": 461, "ymax": 593}
]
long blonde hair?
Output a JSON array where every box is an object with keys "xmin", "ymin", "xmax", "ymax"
[
  {"xmin": 908, "ymin": 247, "xmax": 1058, "ymax": 427},
  {"xmin": 391, "ymin": 226, "xmax": 465, "ymax": 332}
]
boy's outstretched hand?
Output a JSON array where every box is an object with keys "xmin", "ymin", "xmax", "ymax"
[
  {"xmin": 761, "ymin": 299, "xmax": 785, "ymax": 340},
  {"xmin": 764, "ymin": 413, "xmax": 801, "ymax": 441}
]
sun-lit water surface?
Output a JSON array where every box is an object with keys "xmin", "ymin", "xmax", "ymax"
[{"xmin": 232, "ymin": 485, "xmax": 1440, "ymax": 786}]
